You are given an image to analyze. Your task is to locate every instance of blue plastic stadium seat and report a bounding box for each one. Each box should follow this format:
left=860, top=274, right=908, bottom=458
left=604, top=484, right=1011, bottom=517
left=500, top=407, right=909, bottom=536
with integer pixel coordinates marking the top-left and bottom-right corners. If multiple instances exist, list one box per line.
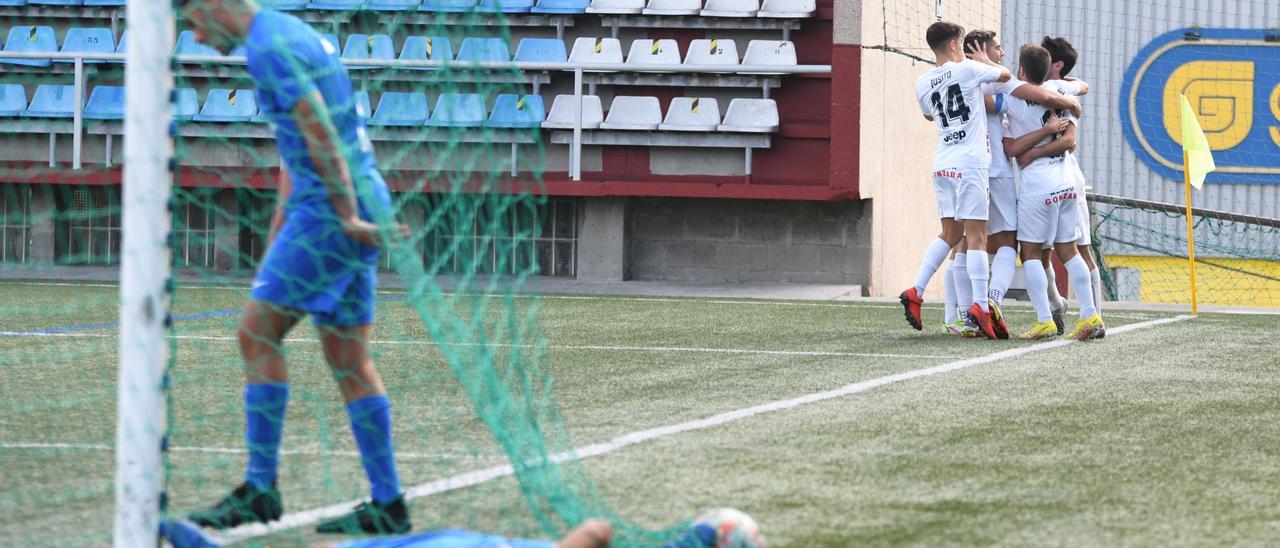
left=23, top=85, right=78, bottom=118
left=428, top=93, right=486, bottom=127
left=487, top=94, right=544, bottom=128
left=370, top=92, right=429, bottom=126
left=456, top=37, right=510, bottom=63
left=83, top=0, right=126, bottom=5
left=176, top=30, right=222, bottom=60
left=307, top=0, right=364, bottom=9
left=530, top=0, right=587, bottom=13
left=59, top=28, right=115, bottom=64
left=28, top=0, right=83, bottom=5
left=477, top=0, right=534, bottom=11
left=513, top=38, right=566, bottom=62
left=0, top=84, right=28, bottom=117
left=2, top=26, right=58, bottom=67
left=398, top=36, right=451, bottom=69
left=0, top=1, right=27, bottom=6
left=420, top=0, right=474, bottom=11
left=193, top=89, right=259, bottom=122
left=342, top=34, right=395, bottom=70
left=84, top=86, right=124, bottom=120
left=173, top=88, right=199, bottom=121
left=111, top=30, right=127, bottom=63
left=367, top=0, right=419, bottom=8
left=259, top=0, right=309, bottom=8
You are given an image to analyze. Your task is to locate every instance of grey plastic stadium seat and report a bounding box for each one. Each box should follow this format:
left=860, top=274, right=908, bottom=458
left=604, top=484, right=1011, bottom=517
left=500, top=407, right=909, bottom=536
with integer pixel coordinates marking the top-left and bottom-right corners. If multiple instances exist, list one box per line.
left=600, top=96, right=661, bottom=130
left=569, top=37, right=623, bottom=67
left=625, top=39, right=680, bottom=67
left=700, top=0, right=756, bottom=16
left=741, top=40, right=796, bottom=73
left=586, top=0, right=643, bottom=14
left=542, top=95, right=603, bottom=129
left=756, top=0, right=812, bottom=17
left=683, top=39, right=738, bottom=71
left=716, top=98, right=777, bottom=132
left=642, top=0, right=699, bottom=15
left=659, top=97, right=719, bottom=131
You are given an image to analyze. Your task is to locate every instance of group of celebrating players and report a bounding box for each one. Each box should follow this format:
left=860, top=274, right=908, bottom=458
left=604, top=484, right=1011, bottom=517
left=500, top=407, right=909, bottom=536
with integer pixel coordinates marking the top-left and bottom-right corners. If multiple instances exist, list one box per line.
left=900, top=21, right=1107, bottom=342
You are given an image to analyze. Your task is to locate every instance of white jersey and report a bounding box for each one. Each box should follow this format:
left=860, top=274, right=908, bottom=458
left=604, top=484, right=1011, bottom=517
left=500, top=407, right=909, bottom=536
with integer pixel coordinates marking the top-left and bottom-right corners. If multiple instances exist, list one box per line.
left=983, top=78, right=1028, bottom=179
left=1046, top=79, right=1088, bottom=192
left=916, top=59, right=1004, bottom=170
left=1004, top=82, right=1076, bottom=196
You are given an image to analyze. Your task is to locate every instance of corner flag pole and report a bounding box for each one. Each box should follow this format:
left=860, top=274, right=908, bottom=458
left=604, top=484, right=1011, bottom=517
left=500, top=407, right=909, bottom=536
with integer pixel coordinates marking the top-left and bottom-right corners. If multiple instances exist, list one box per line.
left=1183, top=152, right=1198, bottom=316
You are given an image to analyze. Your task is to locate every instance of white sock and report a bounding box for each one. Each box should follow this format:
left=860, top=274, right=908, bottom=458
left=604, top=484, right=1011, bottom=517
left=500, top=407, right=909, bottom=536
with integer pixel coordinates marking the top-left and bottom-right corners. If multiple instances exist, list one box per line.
left=1066, top=256, right=1097, bottom=318
left=953, top=253, right=972, bottom=317
left=913, top=237, right=952, bottom=295
left=1090, top=267, right=1103, bottom=313
left=967, top=250, right=990, bottom=312
left=1044, top=260, right=1065, bottom=310
left=1024, top=259, right=1052, bottom=322
left=989, top=247, right=1017, bottom=305
left=942, top=260, right=957, bottom=323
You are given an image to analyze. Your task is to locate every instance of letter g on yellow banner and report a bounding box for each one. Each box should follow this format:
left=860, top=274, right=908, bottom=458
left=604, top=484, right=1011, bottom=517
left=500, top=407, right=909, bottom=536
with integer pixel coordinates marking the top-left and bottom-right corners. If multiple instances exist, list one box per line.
left=1163, top=61, right=1254, bottom=151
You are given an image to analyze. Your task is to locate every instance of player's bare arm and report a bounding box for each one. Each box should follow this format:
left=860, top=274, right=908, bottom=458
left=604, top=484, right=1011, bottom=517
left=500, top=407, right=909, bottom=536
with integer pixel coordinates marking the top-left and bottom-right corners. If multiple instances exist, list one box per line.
left=267, top=166, right=293, bottom=246
left=1002, top=115, right=1070, bottom=159
left=965, top=42, right=1011, bottom=82
left=1010, top=84, right=1081, bottom=118
left=289, top=91, right=383, bottom=247
left=1062, top=76, right=1089, bottom=95
left=1017, top=122, right=1077, bottom=168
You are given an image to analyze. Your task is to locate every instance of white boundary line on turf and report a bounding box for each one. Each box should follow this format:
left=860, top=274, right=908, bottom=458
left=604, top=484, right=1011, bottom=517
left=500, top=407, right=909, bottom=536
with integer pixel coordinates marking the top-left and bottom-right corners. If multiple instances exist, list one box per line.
left=214, top=314, right=1193, bottom=543
left=0, top=442, right=492, bottom=461
left=0, top=331, right=951, bottom=360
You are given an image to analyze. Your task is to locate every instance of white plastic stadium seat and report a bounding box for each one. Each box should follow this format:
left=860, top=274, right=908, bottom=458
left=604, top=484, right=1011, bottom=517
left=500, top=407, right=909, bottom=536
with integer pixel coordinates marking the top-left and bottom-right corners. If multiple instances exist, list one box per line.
left=642, top=0, right=699, bottom=14
left=586, top=0, right=643, bottom=14
left=683, top=39, right=739, bottom=71
left=756, top=0, right=812, bottom=17
left=569, top=37, right=624, bottom=68
left=700, top=0, right=756, bottom=17
left=659, top=97, right=720, bottom=131
left=542, top=94, right=604, bottom=129
left=717, top=98, right=777, bottom=133
left=741, top=40, right=796, bottom=73
left=625, top=39, right=680, bottom=67
left=600, top=96, right=661, bottom=130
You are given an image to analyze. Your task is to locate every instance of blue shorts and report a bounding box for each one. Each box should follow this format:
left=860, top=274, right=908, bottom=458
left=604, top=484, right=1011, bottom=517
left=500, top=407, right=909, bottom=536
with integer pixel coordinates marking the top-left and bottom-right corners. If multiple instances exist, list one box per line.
left=251, top=216, right=379, bottom=328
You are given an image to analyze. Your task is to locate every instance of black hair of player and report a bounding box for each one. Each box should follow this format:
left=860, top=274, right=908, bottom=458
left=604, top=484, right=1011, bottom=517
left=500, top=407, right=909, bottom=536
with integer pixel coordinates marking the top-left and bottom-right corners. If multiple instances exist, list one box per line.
left=926, top=21, right=965, bottom=52
left=1018, top=44, right=1052, bottom=84
left=964, top=30, right=997, bottom=53
left=1040, top=36, right=1078, bottom=77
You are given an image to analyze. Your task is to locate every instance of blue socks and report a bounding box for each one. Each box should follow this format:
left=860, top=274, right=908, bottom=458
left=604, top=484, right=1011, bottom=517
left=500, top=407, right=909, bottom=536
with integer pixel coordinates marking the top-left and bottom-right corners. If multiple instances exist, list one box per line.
left=244, top=382, right=290, bottom=490
left=346, top=394, right=402, bottom=503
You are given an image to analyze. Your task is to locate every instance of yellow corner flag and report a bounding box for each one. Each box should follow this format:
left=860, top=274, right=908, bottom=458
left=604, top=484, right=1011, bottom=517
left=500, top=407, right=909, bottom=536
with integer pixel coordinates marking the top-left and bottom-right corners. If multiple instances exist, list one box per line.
left=1179, top=95, right=1216, bottom=189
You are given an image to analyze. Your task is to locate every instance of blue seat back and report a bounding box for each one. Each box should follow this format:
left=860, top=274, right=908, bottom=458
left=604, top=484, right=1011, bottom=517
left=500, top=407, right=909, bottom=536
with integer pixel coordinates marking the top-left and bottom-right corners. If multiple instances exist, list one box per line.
left=478, top=0, right=534, bottom=11
left=28, top=0, right=83, bottom=5
left=367, top=0, right=420, bottom=8
left=342, top=34, right=395, bottom=69
left=0, top=84, right=28, bottom=117
left=456, top=37, right=510, bottom=63
left=194, top=89, right=259, bottom=122
left=176, top=30, right=221, bottom=59
left=2, top=26, right=58, bottom=67
left=370, top=92, right=429, bottom=126
left=60, top=28, right=116, bottom=63
left=487, top=94, right=545, bottom=128
left=83, top=0, right=127, bottom=5
left=398, top=36, right=452, bottom=68
left=307, top=0, right=364, bottom=8
left=530, top=0, right=588, bottom=13
left=428, top=93, right=486, bottom=127
left=0, top=1, right=28, bottom=6
left=24, top=85, right=78, bottom=118
left=173, top=88, right=199, bottom=121
left=513, top=38, right=566, bottom=62
left=420, top=0, right=476, bottom=11
left=84, top=86, right=124, bottom=120
left=259, top=0, right=309, bottom=8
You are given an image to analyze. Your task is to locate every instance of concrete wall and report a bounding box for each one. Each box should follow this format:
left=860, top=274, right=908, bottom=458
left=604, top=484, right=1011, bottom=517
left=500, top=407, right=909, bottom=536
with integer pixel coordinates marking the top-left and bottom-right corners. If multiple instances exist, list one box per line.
left=626, top=197, right=871, bottom=286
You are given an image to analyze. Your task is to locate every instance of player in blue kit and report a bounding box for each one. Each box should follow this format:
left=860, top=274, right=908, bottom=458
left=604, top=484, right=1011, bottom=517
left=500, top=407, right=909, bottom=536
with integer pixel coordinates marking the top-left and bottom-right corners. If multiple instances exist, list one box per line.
left=180, top=0, right=411, bottom=535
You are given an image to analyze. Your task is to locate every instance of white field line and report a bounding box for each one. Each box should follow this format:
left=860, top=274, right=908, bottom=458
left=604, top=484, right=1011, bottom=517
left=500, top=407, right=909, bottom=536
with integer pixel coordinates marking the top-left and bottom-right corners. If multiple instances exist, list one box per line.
left=0, top=442, right=492, bottom=461
left=0, top=331, right=950, bottom=360
left=214, top=314, right=1193, bottom=543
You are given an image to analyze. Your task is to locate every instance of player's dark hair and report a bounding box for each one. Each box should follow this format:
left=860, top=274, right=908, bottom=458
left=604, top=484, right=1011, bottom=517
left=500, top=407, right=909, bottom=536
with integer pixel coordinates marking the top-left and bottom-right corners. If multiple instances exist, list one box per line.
left=926, top=21, right=965, bottom=52
left=1040, top=36, right=1078, bottom=77
left=964, top=30, right=997, bottom=53
left=1018, top=44, right=1052, bottom=84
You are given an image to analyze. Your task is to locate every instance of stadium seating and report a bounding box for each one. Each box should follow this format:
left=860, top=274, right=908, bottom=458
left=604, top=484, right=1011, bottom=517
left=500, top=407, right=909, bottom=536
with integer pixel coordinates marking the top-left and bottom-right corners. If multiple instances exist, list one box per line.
left=456, top=37, right=510, bottom=63
left=176, top=30, right=221, bottom=60
left=717, top=98, right=776, bottom=132
left=173, top=88, right=199, bottom=121
left=659, top=97, right=719, bottom=131
left=477, top=0, right=534, bottom=12
left=28, top=0, right=82, bottom=5
left=367, top=0, right=420, bottom=8
left=530, top=0, right=588, bottom=14
left=586, top=0, right=644, bottom=14
left=599, top=96, right=660, bottom=130
left=111, top=30, right=126, bottom=63
left=307, top=0, right=364, bottom=9
left=193, top=89, right=259, bottom=122
left=0, top=84, right=27, bottom=117
left=259, top=0, right=309, bottom=9
left=84, top=86, right=124, bottom=120
left=683, top=39, right=738, bottom=70
left=700, top=0, right=756, bottom=16
left=569, top=37, right=623, bottom=66
left=642, top=0, right=701, bottom=15
left=514, top=38, right=567, bottom=63
left=342, top=34, right=395, bottom=70
left=741, top=40, right=795, bottom=71
left=756, top=0, right=812, bottom=17
left=2, top=26, right=57, bottom=67
left=542, top=94, right=602, bottom=129
left=0, top=1, right=25, bottom=6
left=420, top=0, right=476, bottom=12
left=625, top=38, right=680, bottom=66
left=82, top=0, right=125, bottom=5
left=398, top=36, right=453, bottom=68
left=370, top=91, right=430, bottom=126
left=58, top=27, right=115, bottom=63
left=23, top=85, right=77, bottom=118
left=427, top=93, right=486, bottom=127
left=487, top=94, right=545, bottom=128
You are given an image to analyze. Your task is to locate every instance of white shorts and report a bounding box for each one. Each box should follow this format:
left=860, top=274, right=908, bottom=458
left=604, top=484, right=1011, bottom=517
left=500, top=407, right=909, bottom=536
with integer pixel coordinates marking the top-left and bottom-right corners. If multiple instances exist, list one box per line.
left=932, top=167, right=989, bottom=221
left=987, top=176, right=1017, bottom=234
left=1067, top=154, right=1092, bottom=246
left=1018, top=188, right=1079, bottom=245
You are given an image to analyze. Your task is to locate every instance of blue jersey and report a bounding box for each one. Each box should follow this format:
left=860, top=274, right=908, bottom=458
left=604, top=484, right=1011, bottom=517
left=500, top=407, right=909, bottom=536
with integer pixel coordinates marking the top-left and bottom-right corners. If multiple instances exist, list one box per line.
left=244, top=9, right=381, bottom=222
left=337, top=529, right=556, bottom=548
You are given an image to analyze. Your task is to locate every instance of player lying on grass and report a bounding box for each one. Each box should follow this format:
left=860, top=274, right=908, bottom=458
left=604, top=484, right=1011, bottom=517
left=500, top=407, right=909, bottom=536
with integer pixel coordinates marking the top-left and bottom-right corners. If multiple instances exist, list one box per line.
left=902, top=21, right=1011, bottom=340
left=1001, top=44, right=1104, bottom=341
left=181, top=0, right=413, bottom=535
left=160, top=507, right=763, bottom=548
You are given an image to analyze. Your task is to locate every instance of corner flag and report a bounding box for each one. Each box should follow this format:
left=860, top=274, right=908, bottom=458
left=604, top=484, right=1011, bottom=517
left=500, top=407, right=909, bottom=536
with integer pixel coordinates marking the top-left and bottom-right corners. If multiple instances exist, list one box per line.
left=1179, top=95, right=1216, bottom=189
